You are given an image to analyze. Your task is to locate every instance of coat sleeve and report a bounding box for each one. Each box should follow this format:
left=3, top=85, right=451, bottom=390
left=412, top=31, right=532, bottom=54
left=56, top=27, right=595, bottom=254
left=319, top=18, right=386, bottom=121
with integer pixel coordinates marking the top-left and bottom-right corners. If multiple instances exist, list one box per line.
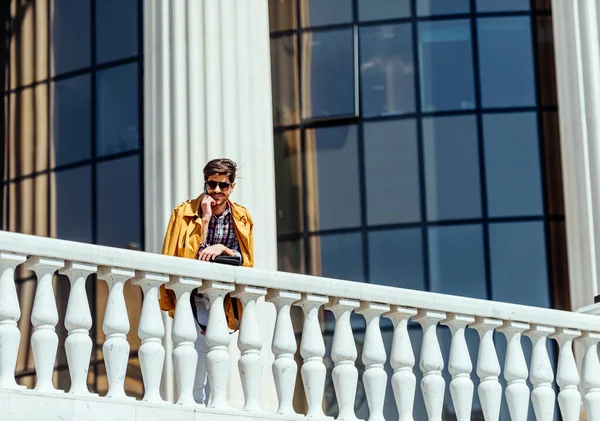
left=247, top=211, right=254, bottom=268
left=159, top=209, right=178, bottom=316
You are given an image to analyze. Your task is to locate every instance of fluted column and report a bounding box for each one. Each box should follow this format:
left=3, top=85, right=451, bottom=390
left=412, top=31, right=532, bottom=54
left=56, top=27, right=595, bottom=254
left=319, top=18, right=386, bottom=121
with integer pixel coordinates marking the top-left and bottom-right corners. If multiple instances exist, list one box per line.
left=23, top=256, right=64, bottom=393
left=59, top=261, right=97, bottom=395
left=97, top=266, right=134, bottom=400
left=133, top=271, right=168, bottom=403
left=231, top=284, right=267, bottom=412
left=326, top=297, right=361, bottom=421
left=0, top=252, right=27, bottom=390
left=267, top=289, right=300, bottom=416
left=143, top=0, right=278, bottom=407
left=442, top=314, right=474, bottom=421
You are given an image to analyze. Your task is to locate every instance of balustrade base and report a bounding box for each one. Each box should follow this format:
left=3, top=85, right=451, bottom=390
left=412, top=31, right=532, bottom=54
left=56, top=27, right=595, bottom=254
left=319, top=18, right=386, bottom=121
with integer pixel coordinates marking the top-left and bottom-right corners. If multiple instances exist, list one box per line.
left=0, top=389, right=314, bottom=421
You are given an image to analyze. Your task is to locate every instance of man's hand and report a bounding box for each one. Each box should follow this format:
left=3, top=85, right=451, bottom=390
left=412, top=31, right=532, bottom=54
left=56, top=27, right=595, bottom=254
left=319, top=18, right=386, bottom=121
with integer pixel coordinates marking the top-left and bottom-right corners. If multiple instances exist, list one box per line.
left=198, top=244, right=233, bottom=261
left=201, top=194, right=215, bottom=218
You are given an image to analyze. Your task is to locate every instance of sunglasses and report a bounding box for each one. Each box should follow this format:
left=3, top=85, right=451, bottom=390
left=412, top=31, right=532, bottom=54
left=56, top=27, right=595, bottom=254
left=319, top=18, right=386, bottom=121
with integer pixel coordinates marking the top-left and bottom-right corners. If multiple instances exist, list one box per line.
left=205, top=180, right=232, bottom=190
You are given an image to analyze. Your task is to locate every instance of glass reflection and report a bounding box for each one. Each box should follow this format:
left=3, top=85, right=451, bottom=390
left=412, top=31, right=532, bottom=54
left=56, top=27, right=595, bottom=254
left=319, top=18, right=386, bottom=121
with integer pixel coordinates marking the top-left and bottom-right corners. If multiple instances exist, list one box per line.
left=277, top=239, right=305, bottom=273
left=360, top=24, right=415, bottom=117
left=369, top=228, right=424, bottom=290
left=270, top=35, right=300, bottom=126
left=53, top=75, right=92, bottom=167
left=418, top=20, right=475, bottom=112
left=364, top=119, right=420, bottom=225
left=483, top=112, right=543, bottom=217
left=52, top=0, right=91, bottom=75
left=489, top=221, right=550, bottom=307
left=477, top=17, right=535, bottom=108
left=274, top=131, right=303, bottom=235
left=300, top=0, right=352, bottom=27
left=55, top=166, right=92, bottom=243
left=96, top=63, right=139, bottom=157
left=96, top=156, right=141, bottom=248
left=476, top=0, right=529, bottom=12
left=302, top=29, right=355, bottom=119
left=269, top=0, right=297, bottom=31
left=423, top=116, right=481, bottom=221
left=358, top=0, right=410, bottom=22
left=306, top=125, right=360, bottom=231
left=417, top=0, right=470, bottom=16
left=311, top=232, right=363, bottom=282
left=428, top=224, right=487, bottom=299
left=95, top=0, right=138, bottom=64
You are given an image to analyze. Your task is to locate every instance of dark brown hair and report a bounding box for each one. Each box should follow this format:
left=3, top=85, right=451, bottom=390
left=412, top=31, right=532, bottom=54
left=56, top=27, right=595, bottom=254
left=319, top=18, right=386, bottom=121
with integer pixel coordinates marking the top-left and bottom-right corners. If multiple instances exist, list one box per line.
left=203, top=158, right=238, bottom=183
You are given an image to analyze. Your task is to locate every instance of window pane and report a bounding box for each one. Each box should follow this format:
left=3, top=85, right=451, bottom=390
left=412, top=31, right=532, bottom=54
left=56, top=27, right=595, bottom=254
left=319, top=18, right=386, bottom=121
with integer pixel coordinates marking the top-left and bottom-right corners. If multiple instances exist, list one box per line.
left=364, top=119, right=420, bottom=225
left=269, top=0, right=297, bottom=31
left=300, top=0, right=353, bottom=27
left=54, top=166, right=92, bottom=243
left=274, top=131, right=303, bottom=235
left=96, top=156, right=141, bottom=248
left=369, top=228, right=424, bottom=290
left=484, top=112, right=543, bottom=217
left=52, top=0, right=91, bottom=75
left=478, top=17, right=535, bottom=108
left=53, top=75, right=91, bottom=167
left=96, top=63, right=139, bottom=157
left=418, top=20, right=475, bottom=112
left=490, top=221, right=550, bottom=307
left=358, top=0, right=410, bottom=22
left=417, top=0, right=470, bottom=16
left=306, top=125, right=360, bottom=231
left=476, top=0, right=529, bottom=12
left=311, top=233, right=363, bottom=282
left=277, top=239, right=305, bottom=274
left=359, top=24, right=415, bottom=117
left=428, top=224, right=486, bottom=299
left=302, top=29, right=355, bottom=119
left=423, top=116, right=481, bottom=221
left=96, top=0, right=138, bottom=64
left=271, top=35, right=300, bottom=126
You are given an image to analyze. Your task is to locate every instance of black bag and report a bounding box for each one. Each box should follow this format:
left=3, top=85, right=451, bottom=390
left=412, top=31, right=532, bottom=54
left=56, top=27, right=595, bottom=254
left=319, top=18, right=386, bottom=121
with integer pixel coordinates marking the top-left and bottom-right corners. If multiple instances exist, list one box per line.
left=213, top=254, right=242, bottom=266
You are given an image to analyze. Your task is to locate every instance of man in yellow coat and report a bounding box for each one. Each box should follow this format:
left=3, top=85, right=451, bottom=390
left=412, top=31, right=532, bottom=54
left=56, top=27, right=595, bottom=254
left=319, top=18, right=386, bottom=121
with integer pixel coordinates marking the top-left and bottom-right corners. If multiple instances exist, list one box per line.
left=158, top=158, right=253, bottom=404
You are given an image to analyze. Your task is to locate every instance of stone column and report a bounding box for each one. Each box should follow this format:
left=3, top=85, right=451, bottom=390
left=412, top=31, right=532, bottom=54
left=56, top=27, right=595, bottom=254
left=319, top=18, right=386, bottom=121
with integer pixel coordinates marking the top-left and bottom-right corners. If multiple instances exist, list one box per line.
left=551, top=0, right=600, bottom=311
left=143, top=0, right=278, bottom=408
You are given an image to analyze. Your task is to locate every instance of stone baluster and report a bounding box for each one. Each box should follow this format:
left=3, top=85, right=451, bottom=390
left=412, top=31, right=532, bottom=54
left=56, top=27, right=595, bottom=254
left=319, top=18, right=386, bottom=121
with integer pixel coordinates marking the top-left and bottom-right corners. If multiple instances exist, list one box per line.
left=552, top=328, right=582, bottom=421
left=357, top=302, right=390, bottom=421
left=59, top=261, right=97, bottom=395
left=167, top=276, right=202, bottom=406
left=442, top=314, right=474, bottom=421
left=232, top=284, right=267, bottom=412
left=0, top=252, right=27, bottom=389
left=267, top=289, right=301, bottom=416
left=413, top=310, right=446, bottom=421
left=198, top=280, right=234, bottom=409
left=500, top=321, right=530, bottom=421
left=386, top=306, right=417, bottom=421
left=133, top=271, right=168, bottom=403
left=23, top=256, right=64, bottom=392
left=580, top=332, right=600, bottom=421
left=97, top=266, right=134, bottom=399
left=524, top=325, right=556, bottom=421
left=471, top=318, right=502, bottom=421
left=295, top=293, right=329, bottom=418
left=325, top=297, right=361, bottom=421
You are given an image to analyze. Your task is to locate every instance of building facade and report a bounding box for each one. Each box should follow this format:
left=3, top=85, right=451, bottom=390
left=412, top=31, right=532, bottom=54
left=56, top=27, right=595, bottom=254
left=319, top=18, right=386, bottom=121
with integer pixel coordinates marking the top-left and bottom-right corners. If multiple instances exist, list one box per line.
left=2, top=0, right=598, bottom=419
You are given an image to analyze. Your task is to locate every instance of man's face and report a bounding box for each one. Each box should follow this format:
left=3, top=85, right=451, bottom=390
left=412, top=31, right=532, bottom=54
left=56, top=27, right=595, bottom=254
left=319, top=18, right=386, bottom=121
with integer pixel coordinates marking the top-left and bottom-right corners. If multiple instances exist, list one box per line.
left=205, top=174, right=235, bottom=206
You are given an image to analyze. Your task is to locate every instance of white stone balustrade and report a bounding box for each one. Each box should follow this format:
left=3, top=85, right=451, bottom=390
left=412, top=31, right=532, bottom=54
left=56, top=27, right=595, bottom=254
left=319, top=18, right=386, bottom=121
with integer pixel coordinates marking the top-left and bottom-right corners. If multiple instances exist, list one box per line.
left=2, top=230, right=600, bottom=421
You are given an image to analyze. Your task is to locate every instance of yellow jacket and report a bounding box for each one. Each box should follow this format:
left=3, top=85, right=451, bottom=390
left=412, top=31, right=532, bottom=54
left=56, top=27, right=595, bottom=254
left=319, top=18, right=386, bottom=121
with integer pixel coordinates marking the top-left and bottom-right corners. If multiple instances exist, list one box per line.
left=158, top=194, right=254, bottom=329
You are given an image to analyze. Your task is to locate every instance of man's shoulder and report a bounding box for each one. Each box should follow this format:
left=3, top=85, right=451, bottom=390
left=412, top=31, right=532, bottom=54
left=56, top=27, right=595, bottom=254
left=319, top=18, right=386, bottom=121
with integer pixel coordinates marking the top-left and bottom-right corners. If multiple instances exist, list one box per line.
left=231, top=202, right=253, bottom=223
